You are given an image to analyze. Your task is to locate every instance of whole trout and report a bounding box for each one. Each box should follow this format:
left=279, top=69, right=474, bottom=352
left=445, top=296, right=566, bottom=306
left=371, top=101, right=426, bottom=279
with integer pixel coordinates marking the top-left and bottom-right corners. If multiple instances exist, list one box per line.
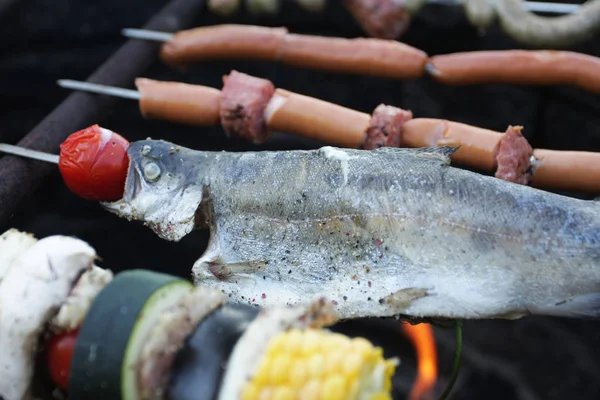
left=102, top=140, right=600, bottom=320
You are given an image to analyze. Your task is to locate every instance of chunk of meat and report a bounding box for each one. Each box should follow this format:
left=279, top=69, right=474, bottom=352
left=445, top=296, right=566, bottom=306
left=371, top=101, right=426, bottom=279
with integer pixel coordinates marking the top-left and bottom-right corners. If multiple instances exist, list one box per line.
left=494, top=125, right=533, bottom=185
left=341, top=0, right=411, bottom=39
left=219, top=70, right=275, bottom=144
left=362, top=104, right=413, bottom=149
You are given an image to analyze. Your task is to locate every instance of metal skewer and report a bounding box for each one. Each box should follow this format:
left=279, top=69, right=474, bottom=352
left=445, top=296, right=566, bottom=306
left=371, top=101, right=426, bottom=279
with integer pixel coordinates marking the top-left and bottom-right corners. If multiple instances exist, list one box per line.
left=57, top=80, right=141, bottom=100
left=121, top=0, right=581, bottom=44
left=430, top=0, right=580, bottom=14
left=0, top=143, right=59, bottom=164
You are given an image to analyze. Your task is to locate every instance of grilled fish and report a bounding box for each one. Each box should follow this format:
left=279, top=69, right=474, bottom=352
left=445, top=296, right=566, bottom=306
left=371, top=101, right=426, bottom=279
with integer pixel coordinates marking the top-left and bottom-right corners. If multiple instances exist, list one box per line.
left=102, top=139, right=600, bottom=320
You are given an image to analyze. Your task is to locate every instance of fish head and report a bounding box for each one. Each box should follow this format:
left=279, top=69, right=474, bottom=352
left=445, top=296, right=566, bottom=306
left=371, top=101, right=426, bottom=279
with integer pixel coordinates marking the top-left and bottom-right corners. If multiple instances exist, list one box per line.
left=100, top=140, right=207, bottom=242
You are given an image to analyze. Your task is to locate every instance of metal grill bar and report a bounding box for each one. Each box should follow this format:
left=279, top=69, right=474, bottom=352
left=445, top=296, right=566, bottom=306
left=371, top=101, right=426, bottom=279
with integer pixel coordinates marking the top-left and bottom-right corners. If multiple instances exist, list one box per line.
left=0, top=0, right=22, bottom=19
left=0, top=0, right=206, bottom=229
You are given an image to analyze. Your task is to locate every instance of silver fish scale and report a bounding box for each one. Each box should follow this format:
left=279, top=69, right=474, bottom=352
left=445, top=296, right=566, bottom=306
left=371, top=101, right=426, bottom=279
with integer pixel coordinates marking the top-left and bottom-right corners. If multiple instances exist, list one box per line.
left=102, top=141, right=600, bottom=320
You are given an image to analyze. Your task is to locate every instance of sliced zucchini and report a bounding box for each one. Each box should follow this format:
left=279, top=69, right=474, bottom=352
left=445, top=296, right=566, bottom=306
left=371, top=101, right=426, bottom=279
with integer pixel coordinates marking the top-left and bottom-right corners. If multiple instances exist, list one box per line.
left=168, top=303, right=259, bottom=400
left=68, top=269, right=193, bottom=400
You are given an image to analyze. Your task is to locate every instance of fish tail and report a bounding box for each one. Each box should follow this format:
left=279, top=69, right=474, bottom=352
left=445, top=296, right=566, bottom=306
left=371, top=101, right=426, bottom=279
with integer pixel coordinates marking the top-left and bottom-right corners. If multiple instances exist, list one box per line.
left=530, top=293, right=600, bottom=319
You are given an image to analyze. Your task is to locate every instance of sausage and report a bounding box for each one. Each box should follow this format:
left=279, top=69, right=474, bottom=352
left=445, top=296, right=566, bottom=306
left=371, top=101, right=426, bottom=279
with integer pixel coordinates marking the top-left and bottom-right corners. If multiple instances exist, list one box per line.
left=401, top=118, right=503, bottom=171
left=264, top=89, right=371, bottom=147
left=220, top=70, right=275, bottom=144
left=136, top=78, right=222, bottom=127
left=280, top=34, right=427, bottom=79
left=159, top=24, right=288, bottom=68
left=340, top=0, right=411, bottom=39
left=530, top=149, right=600, bottom=193
left=362, top=104, right=413, bottom=149
left=427, top=50, right=600, bottom=94
left=494, top=125, right=533, bottom=185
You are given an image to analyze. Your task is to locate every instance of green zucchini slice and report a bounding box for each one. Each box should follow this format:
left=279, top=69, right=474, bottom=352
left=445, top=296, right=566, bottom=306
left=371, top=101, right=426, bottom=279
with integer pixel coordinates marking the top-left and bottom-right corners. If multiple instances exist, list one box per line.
left=68, top=269, right=193, bottom=400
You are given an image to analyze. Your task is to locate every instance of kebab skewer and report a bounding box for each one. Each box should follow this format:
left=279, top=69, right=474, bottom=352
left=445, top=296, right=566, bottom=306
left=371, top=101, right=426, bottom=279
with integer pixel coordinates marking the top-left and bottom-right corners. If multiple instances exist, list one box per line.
left=0, top=228, right=398, bottom=400
left=1, top=126, right=600, bottom=322
left=55, top=71, right=600, bottom=193
left=205, top=0, right=596, bottom=47
left=119, top=23, right=600, bottom=95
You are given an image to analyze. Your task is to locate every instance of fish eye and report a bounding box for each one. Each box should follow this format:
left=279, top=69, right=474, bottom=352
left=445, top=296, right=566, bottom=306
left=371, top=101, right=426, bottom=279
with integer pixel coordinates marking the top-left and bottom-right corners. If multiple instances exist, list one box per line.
left=143, top=162, right=161, bottom=182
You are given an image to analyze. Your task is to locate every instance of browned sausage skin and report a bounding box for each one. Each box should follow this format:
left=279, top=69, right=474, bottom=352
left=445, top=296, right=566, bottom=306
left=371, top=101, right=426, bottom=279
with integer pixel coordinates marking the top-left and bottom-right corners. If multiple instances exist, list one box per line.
left=264, top=89, right=371, bottom=148
left=159, top=25, right=288, bottom=68
left=157, top=24, right=426, bottom=79
left=402, top=118, right=503, bottom=171
left=427, top=50, right=600, bottom=93
left=136, top=78, right=221, bottom=127
left=530, top=149, right=600, bottom=193
left=280, top=34, right=427, bottom=79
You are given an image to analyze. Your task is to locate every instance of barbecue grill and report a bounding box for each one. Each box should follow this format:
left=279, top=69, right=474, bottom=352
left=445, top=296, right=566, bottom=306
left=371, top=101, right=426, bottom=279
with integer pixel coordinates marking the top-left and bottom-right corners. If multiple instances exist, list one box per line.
left=0, top=0, right=599, bottom=399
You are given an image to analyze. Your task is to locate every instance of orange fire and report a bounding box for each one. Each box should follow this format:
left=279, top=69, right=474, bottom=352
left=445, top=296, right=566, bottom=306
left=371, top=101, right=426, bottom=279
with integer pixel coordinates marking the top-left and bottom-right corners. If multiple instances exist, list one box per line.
left=401, top=322, right=438, bottom=400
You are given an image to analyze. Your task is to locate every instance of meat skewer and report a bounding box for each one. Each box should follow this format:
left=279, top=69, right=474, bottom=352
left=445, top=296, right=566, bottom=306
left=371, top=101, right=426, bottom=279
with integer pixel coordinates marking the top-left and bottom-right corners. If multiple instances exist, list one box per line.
left=122, top=25, right=427, bottom=78
left=55, top=74, right=600, bottom=193
left=0, top=228, right=399, bottom=400
left=427, top=50, right=600, bottom=94
left=120, top=24, right=600, bottom=94
left=2, top=129, right=600, bottom=323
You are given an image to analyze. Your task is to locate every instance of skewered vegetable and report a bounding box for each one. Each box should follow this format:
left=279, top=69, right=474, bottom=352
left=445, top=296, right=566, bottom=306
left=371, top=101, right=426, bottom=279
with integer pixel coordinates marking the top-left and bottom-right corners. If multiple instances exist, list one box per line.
left=0, top=230, right=400, bottom=399
left=58, top=124, right=130, bottom=201
left=240, top=328, right=397, bottom=400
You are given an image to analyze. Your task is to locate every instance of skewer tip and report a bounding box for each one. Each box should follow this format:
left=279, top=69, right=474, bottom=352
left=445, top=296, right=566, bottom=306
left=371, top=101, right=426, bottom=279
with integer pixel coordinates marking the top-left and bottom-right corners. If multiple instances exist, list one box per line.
left=56, top=79, right=141, bottom=100
left=0, top=143, right=60, bottom=164
left=121, top=28, right=173, bottom=42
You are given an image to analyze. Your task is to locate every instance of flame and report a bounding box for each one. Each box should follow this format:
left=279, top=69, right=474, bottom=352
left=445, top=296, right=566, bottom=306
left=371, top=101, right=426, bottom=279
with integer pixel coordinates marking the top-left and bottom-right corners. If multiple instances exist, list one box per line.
left=402, top=322, right=438, bottom=400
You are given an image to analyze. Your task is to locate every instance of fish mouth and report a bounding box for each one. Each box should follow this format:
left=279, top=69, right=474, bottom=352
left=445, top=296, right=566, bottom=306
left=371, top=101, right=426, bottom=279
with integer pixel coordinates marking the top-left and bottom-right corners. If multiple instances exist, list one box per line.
left=99, top=157, right=141, bottom=217
left=99, top=152, right=205, bottom=242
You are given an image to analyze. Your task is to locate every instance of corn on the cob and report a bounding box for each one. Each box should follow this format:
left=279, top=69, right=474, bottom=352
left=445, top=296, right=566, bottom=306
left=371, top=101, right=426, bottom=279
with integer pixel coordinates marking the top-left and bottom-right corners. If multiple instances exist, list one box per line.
left=240, top=328, right=398, bottom=400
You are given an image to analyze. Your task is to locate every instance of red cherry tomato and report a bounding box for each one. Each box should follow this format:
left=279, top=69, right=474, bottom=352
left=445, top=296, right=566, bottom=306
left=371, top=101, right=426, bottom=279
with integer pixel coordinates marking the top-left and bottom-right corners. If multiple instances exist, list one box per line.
left=46, top=328, right=79, bottom=390
left=59, top=124, right=130, bottom=201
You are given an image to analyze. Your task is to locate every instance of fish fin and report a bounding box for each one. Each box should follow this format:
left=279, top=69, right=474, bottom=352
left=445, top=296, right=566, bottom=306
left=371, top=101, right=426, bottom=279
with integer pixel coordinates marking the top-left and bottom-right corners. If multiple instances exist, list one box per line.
left=206, top=259, right=270, bottom=281
left=413, top=146, right=460, bottom=166
left=383, top=287, right=431, bottom=309
left=374, top=146, right=459, bottom=165
left=531, top=293, right=600, bottom=319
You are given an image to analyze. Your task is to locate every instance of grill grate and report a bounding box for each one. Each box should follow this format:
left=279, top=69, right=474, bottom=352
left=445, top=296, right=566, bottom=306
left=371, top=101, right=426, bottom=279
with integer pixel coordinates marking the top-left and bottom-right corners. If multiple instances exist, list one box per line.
left=0, top=0, right=206, bottom=228
left=0, top=1, right=599, bottom=400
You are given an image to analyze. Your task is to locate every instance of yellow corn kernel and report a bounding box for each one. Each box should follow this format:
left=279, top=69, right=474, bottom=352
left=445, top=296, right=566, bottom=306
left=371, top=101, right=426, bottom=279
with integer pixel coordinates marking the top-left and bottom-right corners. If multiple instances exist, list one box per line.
left=241, top=383, right=259, bottom=400
left=272, top=386, right=296, bottom=400
left=299, top=379, right=322, bottom=400
left=252, top=358, right=271, bottom=386
left=301, top=330, right=321, bottom=355
left=307, top=353, right=325, bottom=378
left=368, top=394, right=393, bottom=400
left=267, top=333, right=288, bottom=356
left=270, top=354, right=293, bottom=384
left=325, top=333, right=352, bottom=351
left=351, top=337, right=375, bottom=357
left=322, top=350, right=345, bottom=375
left=258, top=387, right=273, bottom=400
left=321, top=374, right=347, bottom=400
left=289, top=359, right=308, bottom=389
left=284, top=329, right=304, bottom=354
left=240, top=328, right=397, bottom=400
left=347, top=380, right=359, bottom=399
left=341, top=352, right=363, bottom=379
